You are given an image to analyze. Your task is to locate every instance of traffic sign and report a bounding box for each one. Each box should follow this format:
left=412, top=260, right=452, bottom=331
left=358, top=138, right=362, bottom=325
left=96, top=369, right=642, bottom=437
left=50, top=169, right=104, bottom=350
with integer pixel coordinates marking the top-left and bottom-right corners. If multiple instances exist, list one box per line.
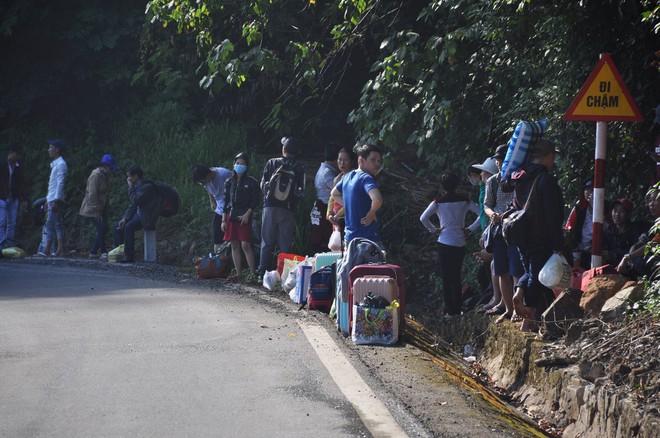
left=563, top=53, right=643, bottom=122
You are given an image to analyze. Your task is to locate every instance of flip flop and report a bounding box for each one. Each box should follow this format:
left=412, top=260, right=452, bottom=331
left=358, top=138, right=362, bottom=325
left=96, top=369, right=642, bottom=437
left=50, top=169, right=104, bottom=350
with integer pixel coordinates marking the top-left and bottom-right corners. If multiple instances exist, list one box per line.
left=496, top=313, right=512, bottom=324
left=511, top=312, right=523, bottom=323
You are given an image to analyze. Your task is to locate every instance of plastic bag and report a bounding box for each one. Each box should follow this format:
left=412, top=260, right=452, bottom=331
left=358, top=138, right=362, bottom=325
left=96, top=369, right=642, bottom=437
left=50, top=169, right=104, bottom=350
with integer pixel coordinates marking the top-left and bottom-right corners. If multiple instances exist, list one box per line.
left=328, top=229, right=342, bottom=252
left=281, top=258, right=301, bottom=287
left=262, top=270, right=280, bottom=290
left=1, top=247, right=26, bottom=258
left=107, top=244, right=125, bottom=263
left=539, top=253, right=572, bottom=290
left=283, top=264, right=298, bottom=293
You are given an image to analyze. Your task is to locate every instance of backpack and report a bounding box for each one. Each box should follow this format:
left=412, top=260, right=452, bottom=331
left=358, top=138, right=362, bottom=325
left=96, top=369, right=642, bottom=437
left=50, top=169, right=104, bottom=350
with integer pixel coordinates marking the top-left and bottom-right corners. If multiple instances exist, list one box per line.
left=157, top=183, right=180, bottom=217
left=265, top=159, right=298, bottom=209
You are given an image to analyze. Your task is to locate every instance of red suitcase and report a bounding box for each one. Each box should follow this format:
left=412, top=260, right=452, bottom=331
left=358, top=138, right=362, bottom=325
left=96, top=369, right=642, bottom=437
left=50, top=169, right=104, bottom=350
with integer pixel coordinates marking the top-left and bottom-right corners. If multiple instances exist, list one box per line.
left=349, top=264, right=406, bottom=336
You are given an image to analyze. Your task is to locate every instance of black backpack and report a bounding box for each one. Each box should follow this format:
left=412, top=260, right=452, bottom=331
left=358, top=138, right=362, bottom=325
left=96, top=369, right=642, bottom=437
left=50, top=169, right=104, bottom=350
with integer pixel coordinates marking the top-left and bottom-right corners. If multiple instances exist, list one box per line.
left=157, top=183, right=180, bottom=217
left=266, top=159, right=298, bottom=209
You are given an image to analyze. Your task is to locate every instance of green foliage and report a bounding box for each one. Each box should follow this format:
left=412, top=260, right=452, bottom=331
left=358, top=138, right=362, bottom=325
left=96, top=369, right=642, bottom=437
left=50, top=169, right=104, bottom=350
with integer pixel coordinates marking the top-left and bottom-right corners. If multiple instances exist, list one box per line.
left=629, top=183, right=660, bottom=318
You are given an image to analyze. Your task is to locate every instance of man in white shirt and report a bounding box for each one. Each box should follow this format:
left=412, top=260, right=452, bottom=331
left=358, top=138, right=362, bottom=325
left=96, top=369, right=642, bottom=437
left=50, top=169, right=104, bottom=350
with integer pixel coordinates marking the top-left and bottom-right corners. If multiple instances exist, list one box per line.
left=40, top=140, right=68, bottom=257
left=192, top=164, right=233, bottom=252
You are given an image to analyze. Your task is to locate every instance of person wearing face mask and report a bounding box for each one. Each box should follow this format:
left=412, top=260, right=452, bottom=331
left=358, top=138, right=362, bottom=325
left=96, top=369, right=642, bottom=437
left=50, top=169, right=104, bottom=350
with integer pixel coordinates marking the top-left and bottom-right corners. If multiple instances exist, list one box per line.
left=192, top=162, right=233, bottom=252
left=222, top=152, right=260, bottom=280
left=331, top=143, right=384, bottom=249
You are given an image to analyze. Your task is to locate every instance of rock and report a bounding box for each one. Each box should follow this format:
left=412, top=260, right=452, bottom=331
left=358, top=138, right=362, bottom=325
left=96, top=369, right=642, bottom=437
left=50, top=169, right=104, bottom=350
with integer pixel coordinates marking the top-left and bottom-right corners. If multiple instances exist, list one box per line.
left=600, top=284, right=644, bottom=322
left=542, top=288, right=584, bottom=335
left=579, top=361, right=606, bottom=382
left=579, top=274, right=630, bottom=318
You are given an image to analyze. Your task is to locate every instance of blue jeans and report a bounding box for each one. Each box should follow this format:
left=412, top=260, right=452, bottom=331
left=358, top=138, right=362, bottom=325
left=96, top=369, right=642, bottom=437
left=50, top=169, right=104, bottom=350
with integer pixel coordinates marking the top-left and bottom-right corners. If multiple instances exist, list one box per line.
left=0, top=198, right=19, bottom=248
left=113, top=215, right=143, bottom=260
left=259, top=206, right=295, bottom=271
left=87, top=217, right=108, bottom=255
left=45, top=201, right=65, bottom=243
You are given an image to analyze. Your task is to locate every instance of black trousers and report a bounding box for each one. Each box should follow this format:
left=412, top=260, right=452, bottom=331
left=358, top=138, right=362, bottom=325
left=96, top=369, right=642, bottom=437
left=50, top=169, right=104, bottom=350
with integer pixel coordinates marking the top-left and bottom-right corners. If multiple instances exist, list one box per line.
left=437, top=243, right=465, bottom=316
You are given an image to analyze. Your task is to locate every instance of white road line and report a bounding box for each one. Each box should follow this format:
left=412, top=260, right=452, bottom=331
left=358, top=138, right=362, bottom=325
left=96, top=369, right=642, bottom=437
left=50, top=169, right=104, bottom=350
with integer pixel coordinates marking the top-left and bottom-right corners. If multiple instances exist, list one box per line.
left=298, top=320, right=408, bottom=438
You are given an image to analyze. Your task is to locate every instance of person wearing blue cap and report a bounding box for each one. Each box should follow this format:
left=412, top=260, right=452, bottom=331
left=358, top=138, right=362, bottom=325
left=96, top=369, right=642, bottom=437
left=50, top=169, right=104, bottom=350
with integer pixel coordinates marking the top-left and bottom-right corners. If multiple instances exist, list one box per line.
left=39, top=140, right=68, bottom=257
left=79, top=154, right=120, bottom=258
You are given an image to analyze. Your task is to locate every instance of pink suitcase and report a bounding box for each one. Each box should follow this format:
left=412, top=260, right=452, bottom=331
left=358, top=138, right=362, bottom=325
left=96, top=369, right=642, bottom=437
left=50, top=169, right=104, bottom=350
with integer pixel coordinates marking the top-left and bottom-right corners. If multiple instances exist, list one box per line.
left=352, top=276, right=399, bottom=307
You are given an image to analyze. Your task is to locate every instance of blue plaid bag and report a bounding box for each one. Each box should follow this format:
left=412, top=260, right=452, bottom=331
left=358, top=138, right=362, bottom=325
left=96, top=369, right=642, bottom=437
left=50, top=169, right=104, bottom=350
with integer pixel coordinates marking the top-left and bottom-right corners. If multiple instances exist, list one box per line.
left=501, top=119, right=547, bottom=180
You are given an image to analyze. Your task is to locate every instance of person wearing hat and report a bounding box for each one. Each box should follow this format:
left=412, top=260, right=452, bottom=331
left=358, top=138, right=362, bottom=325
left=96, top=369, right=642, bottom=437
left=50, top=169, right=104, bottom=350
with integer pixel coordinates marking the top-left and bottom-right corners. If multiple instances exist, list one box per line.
left=483, top=144, right=524, bottom=323
left=39, top=140, right=68, bottom=257
left=258, top=136, right=306, bottom=273
left=509, top=139, right=564, bottom=332
left=192, top=162, right=234, bottom=253
left=221, top=152, right=260, bottom=280
left=470, top=156, right=501, bottom=312
left=309, top=146, right=339, bottom=253
left=471, top=157, right=499, bottom=231
left=0, top=144, right=28, bottom=249
left=79, top=154, right=120, bottom=258
left=604, top=198, right=646, bottom=267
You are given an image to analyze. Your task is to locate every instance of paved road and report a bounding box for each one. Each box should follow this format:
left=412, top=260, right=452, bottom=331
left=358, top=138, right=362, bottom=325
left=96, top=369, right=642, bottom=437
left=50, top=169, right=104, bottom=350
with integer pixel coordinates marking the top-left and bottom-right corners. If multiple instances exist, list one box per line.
left=0, top=262, right=423, bottom=437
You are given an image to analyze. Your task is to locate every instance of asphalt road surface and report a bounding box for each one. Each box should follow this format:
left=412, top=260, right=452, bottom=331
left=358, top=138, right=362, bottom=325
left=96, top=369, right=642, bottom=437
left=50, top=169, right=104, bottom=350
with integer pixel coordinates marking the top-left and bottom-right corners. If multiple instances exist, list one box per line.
left=0, top=262, right=427, bottom=437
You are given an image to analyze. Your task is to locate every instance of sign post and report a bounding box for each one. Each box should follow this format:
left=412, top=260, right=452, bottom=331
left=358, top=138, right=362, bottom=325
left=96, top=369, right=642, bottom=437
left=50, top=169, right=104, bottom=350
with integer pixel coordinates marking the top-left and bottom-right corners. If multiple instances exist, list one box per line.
left=563, top=53, right=643, bottom=269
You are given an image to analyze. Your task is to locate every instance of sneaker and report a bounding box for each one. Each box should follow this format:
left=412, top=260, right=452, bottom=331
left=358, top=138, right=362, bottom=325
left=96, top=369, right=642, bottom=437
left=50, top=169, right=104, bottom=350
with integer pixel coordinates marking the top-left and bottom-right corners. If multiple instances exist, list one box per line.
left=100, top=253, right=108, bottom=260
left=36, top=251, right=48, bottom=257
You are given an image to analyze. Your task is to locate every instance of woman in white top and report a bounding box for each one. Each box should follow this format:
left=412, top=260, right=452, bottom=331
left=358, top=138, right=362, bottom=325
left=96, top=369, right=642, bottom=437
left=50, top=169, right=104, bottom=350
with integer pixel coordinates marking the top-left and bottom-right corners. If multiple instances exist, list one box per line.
left=420, top=173, right=480, bottom=317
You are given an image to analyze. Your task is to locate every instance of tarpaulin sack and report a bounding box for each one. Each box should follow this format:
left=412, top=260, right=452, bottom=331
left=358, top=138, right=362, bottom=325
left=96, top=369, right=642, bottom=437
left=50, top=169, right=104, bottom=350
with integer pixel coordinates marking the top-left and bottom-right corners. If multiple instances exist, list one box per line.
left=194, top=254, right=229, bottom=279
left=351, top=300, right=400, bottom=345
left=501, top=120, right=547, bottom=180
left=539, top=253, right=573, bottom=290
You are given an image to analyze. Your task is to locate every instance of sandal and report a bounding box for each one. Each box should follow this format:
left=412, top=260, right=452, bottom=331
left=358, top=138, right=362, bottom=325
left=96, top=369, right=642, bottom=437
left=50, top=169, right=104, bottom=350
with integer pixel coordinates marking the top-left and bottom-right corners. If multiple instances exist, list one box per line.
left=511, top=312, right=523, bottom=323
left=496, top=313, right=512, bottom=324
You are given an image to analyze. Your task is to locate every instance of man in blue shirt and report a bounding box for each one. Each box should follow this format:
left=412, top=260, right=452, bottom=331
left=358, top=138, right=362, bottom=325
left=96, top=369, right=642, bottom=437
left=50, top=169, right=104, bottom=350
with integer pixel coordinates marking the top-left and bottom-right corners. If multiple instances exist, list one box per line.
left=331, top=144, right=384, bottom=248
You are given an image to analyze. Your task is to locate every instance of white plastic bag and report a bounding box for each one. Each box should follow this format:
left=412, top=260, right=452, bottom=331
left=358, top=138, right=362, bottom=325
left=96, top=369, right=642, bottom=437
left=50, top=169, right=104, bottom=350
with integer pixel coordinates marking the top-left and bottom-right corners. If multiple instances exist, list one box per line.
left=262, top=270, right=280, bottom=291
left=284, top=265, right=298, bottom=293
left=328, top=229, right=342, bottom=252
left=539, top=253, right=572, bottom=290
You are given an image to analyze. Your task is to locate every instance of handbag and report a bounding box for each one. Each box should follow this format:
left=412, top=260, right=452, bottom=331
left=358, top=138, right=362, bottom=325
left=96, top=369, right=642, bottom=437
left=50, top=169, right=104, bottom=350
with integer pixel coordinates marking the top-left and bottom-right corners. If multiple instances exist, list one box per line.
left=482, top=223, right=500, bottom=253
left=501, top=174, right=540, bottom=248
left=194, top=254, right=229, bottom=279
left=351, top=300, right=400, bottom=345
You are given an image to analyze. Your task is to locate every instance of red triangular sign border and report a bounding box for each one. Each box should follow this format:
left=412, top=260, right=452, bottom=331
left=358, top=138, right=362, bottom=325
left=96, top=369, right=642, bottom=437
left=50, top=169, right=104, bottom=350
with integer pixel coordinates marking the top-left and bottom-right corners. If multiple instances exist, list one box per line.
left=563, top=53, right=643, bottom=122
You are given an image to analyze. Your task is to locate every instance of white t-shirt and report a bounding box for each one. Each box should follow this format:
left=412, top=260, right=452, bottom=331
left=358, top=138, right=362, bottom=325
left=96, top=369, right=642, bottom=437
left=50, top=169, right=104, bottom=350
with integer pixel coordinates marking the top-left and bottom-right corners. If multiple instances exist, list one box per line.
left=204, top=167, right=233, bottom=215
left=420, top=194, right=480, bottom=247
